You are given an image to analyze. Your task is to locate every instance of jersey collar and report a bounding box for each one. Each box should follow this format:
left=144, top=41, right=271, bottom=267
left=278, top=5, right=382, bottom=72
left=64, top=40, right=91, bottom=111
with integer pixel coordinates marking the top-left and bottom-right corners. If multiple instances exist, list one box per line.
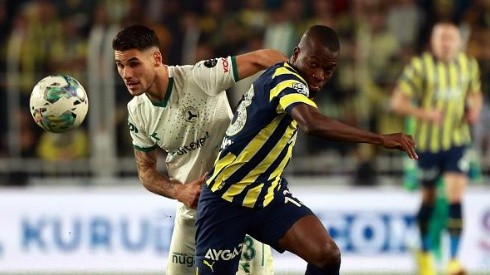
left=148, top=77, right=174, bottom=107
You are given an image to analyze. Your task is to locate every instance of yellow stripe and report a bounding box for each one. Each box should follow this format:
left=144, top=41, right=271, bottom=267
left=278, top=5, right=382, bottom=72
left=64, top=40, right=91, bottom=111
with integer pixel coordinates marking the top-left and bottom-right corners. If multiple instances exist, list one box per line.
left=217, top=117, right=283, bottom=198
left=263, top=142, right=294, bottom=207
left=400, top=58, right=423, bottom=96
left=272, top=66, right=303, bottom=80
left=412, top=58, right=423, bottom=89
left=263, top=177, right=280, bottom=207
left=469, top=57, right=481, bottom=91
left=235, top=117, right=295, bottom=207
left=270, top=79, right=303, bottom=100
left=243, top=183, right=264, bottom=207
left=279, top=94, right=317, bottom=111
left=442, top=62, right=457, bottom=149
left=431, top=61, right=446, bottom=152
left=418, top=55, right=432, bottom=151
left=222, top=181, right=249, bottom=203
left=208, top=152, right=236, bottom=191
left=455, top=56, right=469, bottom=145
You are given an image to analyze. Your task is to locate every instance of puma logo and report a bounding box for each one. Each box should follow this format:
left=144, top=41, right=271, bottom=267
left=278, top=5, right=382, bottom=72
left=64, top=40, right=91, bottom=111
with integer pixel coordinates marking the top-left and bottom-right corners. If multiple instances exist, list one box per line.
left=203, top=260, right=215, bottom=272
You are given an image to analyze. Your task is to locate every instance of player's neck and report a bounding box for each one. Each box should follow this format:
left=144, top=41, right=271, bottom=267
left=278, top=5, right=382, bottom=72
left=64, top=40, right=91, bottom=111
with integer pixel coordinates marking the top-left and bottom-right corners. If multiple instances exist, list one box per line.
left=146, top=65, right=169, bottom=102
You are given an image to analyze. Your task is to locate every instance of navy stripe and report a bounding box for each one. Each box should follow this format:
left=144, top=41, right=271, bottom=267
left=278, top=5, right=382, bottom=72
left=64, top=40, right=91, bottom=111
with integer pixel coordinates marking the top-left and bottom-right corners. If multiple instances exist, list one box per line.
left=224, top=115, right=293, bottom=187
left=231, top=136, right=293, bottom=207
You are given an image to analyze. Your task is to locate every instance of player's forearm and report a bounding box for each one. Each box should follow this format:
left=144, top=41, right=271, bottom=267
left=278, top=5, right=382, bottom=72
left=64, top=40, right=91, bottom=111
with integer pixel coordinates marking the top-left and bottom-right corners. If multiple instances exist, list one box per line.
left=391, top=90, right=427, bottom=119
left=467, top=91, right=483, bottom=114
left=307, top=115, right=383, bottom=145
left=254, top=49, right=288, bottom=69
left=138, top=168, right=180, bottom=199
left=395, top=104, right=428, bottom=120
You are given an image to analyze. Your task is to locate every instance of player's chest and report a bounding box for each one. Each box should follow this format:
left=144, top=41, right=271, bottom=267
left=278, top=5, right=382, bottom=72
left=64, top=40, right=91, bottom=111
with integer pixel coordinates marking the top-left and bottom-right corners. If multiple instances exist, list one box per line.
left=144, top=96, right=226, bottom=151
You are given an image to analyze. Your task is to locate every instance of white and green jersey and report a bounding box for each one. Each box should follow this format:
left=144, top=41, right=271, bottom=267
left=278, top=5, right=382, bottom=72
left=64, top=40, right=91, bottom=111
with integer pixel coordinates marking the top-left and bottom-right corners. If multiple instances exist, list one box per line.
left=127, top=56, right=239, bottom=218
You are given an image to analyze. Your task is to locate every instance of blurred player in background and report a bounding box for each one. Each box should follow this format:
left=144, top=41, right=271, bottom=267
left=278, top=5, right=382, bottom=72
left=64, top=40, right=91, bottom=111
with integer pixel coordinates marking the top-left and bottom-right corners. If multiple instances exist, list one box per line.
left=112, top=24, right=287, bottom=275
left=391, top=21, right=482, bottom=275
left=195, top=25, right=417, bottom=275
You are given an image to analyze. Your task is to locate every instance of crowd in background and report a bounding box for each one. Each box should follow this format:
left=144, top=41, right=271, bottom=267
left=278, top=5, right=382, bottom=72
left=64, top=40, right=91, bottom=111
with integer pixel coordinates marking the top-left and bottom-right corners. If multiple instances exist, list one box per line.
left=0, top=0, right=489, bottom=184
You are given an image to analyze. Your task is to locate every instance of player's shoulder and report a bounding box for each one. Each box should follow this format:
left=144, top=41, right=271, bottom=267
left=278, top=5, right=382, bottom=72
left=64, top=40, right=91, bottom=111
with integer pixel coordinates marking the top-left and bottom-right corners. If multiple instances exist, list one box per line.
left=167, top=64, right=193, bottom=80
left=267, top=62, right=306, bottom=84
left=458, top=52, right=478, bottom=64
left=127, top=94, right=150, bottom=113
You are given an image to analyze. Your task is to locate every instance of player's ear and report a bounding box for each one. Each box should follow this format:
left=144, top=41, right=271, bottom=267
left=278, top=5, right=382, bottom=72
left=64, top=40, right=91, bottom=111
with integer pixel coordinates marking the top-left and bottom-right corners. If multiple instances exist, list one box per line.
left=153, top=50, right=162, bottom=66
left=291, top=47, right=300, bottom=63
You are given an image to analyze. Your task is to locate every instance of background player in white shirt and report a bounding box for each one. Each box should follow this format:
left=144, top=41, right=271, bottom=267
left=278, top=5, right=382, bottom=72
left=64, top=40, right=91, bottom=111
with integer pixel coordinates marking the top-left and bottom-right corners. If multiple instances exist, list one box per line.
left=112, top=24, right=287, bottom=274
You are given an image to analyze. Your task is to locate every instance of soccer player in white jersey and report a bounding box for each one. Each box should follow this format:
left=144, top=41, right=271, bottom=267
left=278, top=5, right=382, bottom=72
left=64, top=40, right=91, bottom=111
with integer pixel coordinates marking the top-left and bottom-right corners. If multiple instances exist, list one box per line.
left=112, top=24, right=287, bottom=274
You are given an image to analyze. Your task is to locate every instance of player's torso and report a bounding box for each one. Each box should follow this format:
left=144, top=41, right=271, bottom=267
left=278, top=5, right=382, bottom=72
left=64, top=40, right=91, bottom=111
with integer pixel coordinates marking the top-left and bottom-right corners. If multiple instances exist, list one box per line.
left=413, top=53, right=475, bottom=151
left=132, top=67, right=233, bottom=182
left=207, top=64, right=305, bottom=208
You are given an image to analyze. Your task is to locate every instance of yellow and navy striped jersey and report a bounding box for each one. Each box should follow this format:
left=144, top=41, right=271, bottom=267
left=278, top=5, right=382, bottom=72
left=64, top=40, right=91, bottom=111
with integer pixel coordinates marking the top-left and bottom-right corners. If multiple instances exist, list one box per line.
left=397, top=52, right=481, bottom=152
left=206, top=62, right=317, bottom=208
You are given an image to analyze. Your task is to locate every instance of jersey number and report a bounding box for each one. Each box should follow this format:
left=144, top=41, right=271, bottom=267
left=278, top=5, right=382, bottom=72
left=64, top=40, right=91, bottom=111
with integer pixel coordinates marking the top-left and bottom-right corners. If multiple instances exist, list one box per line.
left=226, top=87, right=254, bottom=136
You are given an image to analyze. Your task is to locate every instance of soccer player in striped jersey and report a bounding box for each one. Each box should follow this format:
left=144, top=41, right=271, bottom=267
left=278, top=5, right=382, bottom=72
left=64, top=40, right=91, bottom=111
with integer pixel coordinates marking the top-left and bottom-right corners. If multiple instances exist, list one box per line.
left=113, top=25, right=287, bottom=275
left=195, top=25, right=417, bottom=275
left=391, top=22, right=482, bottom=275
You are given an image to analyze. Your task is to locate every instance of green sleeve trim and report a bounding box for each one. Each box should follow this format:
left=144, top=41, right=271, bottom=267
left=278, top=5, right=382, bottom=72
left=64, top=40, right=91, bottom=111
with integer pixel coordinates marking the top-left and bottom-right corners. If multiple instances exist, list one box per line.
left=231, top=56, right=239, bottom=82
left=133, top=144, right=158, bottom=152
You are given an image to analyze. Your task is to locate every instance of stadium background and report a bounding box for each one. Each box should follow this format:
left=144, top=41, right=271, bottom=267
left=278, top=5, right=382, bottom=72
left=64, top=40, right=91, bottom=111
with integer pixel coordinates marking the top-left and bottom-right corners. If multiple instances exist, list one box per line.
left=0, top=0, right=489, bottom=274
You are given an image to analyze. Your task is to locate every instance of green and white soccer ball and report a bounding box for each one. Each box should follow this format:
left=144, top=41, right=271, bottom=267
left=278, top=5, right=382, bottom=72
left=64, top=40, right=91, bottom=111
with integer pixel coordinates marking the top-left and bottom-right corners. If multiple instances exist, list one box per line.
left=29, top=75, right=89, bottom=133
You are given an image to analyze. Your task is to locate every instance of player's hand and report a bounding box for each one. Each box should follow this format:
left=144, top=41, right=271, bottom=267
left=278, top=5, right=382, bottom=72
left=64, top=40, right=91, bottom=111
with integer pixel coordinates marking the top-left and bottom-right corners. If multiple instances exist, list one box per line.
left=175, top=173, right=207, bottom=209
left=425, top=109, right=443, bottom=125
left=465, top=108, right=479, bottom=124
left=381, top=133, right=418, bottom=160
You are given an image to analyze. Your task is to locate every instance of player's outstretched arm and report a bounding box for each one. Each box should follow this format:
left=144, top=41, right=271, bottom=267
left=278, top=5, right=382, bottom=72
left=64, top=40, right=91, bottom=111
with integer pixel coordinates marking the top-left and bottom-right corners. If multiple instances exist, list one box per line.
left=391, top=88, right=443, bottom=124
left=234, top=49, right=288, bottom=80
left=290, top=103, right=418, bottom=159
left=134, top=149, right=203, bottom=208
left=465, top=89, right=483, bottom=124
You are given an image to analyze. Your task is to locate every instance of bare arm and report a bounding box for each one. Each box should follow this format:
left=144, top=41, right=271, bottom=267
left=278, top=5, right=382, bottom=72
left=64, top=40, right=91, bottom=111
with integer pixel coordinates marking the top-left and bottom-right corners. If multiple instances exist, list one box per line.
left=134, top=149, right=204, bottom=209
left=234, top=49, right=288, bottom=80
left=290, top=104, right=418, bottom=159
left=465, top=89, right=483, bottom=124
left=391, top=87, right=443, bottom=124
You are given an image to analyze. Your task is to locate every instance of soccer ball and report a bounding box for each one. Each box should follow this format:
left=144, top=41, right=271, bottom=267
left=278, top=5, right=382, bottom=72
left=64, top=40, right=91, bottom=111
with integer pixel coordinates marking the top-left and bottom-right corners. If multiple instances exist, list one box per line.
left=29, top=75, right=89, bottom=133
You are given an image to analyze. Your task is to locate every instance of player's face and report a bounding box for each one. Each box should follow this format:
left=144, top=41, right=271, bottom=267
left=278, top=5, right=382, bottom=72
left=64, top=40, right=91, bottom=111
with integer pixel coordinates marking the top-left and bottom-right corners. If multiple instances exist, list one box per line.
left=291, top=42, right=339, bottom=97
left=431, top=24, right=461, bottom=62
left=114, top=48, right=158, bottom=96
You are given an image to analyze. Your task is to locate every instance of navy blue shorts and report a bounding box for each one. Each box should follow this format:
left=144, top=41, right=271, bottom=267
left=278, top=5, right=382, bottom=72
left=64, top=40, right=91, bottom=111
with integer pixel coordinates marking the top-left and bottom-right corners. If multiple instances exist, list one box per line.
left=195, top=179, right=314, bottom=274
left=417, top=145, right=468, bottom=187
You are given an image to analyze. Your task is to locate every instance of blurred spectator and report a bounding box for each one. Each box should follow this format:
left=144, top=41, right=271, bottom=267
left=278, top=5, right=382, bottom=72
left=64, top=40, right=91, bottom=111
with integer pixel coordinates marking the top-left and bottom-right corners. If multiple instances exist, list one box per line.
left=36, top=129, right=89, bottom=161
left=157, top=0, right=185, bottom=65
left=49, top=16, right=87, bottom=83
left=354, top=0, right=405, bottom=184
left=239, top=0, right=268, bottom=31
left=387, top=0, right=425, bottom=50
left=6, top=109, right=41, bottom=186
left=86, top=1, right=124, bottom=167
left=464, top=0, right=490, bottom=159
left=1, top=0, right=489, bottom=180
left=263, top=0, right=303, bottom=55
left=7, top=0, right=62, bottom=98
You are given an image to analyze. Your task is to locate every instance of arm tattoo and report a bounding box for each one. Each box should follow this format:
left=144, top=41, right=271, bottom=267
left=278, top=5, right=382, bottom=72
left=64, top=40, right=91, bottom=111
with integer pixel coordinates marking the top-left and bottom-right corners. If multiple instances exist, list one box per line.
left=134, top=150, right=177, bottom=199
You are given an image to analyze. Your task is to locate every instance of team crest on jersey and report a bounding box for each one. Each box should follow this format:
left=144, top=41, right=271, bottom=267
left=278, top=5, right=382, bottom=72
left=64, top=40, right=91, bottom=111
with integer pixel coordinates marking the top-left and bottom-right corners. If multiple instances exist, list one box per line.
left=184, top=106, right=199, bottom=122
left=292, top=82, right=309, bottom=97
left=203, top=58, right=218, bottom=68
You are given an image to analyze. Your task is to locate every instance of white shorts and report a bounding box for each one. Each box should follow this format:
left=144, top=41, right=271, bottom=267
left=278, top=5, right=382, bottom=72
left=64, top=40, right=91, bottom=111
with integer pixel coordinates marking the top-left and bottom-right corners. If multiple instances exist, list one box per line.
left=166, top=209, right=274, bottom=274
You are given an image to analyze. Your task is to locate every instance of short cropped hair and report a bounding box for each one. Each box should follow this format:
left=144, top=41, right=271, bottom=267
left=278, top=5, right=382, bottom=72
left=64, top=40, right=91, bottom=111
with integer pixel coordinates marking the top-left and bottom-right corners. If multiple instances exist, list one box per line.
left=303, top=25, right=340, bottom=53
left=112, top=24, right=159, bottom=51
